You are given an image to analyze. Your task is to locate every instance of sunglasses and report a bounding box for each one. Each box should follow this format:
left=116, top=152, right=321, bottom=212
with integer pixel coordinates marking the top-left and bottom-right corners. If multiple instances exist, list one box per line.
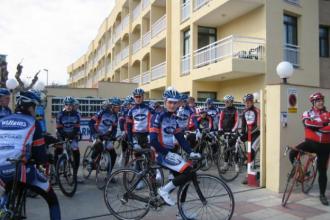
left=167, top=101, right=178, bottom=105
left=134, top=96, right=142, bottom=98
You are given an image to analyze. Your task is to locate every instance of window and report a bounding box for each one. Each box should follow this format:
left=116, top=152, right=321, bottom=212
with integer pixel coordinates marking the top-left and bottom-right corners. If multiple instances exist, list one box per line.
left=284, top=14, right=298, bottom=45
left=198, top=26, right=217, bottom=49
left=320, top=26, right=329, bottom=57
left=183, top=29, right=190, bottom=56
left=197, top=91, right=217, bottom=102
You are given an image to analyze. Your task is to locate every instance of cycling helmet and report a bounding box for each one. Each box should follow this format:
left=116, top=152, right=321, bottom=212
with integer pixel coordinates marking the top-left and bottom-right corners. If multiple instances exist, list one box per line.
left=243, top=94, right=254, bottom=102
left=0, top=88, right=10, bottom=97
left=163, top=88, right=181, bottom=102
left=205, top=98, right=213, bottom=105
left=125, top=95, right=135, bottom=104
left=180, top=94, right=188, bottom=101
left=309, top=92, right=324, bottom=103
left=63, top=96, right=75, bottom=105
left=224, top=95, right=234, bottom=102
left=101, top=99, right=111, bottom=109
left=132, top=88, right=144, bottom=96
left=110, top=97, right=122, bottom=106
left=30, top=89, right=47, bottom=107
left=73, top=98, right=80, bottom=106
left=16, top=90, right=41, bottom=107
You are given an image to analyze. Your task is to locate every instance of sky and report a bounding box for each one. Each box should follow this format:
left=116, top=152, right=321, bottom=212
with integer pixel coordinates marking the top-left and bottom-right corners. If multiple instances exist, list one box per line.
left=0, top=0, right=115, bottom=85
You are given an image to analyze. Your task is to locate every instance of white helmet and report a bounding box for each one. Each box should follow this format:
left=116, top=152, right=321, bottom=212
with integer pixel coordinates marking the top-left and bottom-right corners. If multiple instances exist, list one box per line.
left=224, top=95, right=234, bottom=102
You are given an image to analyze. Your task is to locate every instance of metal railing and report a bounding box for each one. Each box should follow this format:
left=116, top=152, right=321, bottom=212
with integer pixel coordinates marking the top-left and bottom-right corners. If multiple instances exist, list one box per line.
left=142, top=71, right=151, bottom=84
left=193, top=35, right=265, bottom=68
left=142, top=31, right=151, bottom=47
left=181, top=54, right=191, bottom=76
left=151, top=61, right=166, bottom=80
left=181, top=0, right=191, bottom=22
left=131, top=74, right=141, bottom=84
left=194, top=0, right=210, bottom=11
left=132, top=39, right=142, bottom=54
left=133, top=3, right=142, bottom=20
left=121, top=46, right=129, bottom=60
left=284, top=44, right=300, bottom=67
left=151, top=15, right=167, bottom=38
left=142, top=0, right=150, bottom=9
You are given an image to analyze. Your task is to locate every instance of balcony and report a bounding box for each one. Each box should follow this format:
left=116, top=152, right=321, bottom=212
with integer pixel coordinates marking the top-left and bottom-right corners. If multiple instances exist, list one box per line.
left=142, top=31, right=151, bottom=47
left=193, top=35, right=265, bottom=68
left=114, top=53, right=121, bottom=66
left=122, top=15, right=129, bottom=30
left=113, top=23, right=122, bottom=43
left=151, top=61, right=166, bottom=80
left=181, top=0, right=191, bottom=22
left=142, top=71, right=151, bottom=84
left=194, top=0, right=210, bottom=11
left=121, top=46, right=129, bottom=60
left=131, top=75, right=141, bottom=84
left=284, top=44, right=300, bottom=67
left=181, top=54, right=191, bottom=76
left=133, top=3, right=142, bottom=20
left=132, top=39, right=142, bottom=54
left=142, top=0, right=150, bottom=10
left=151, top=15, right=166, bottom=39
left=107, top=62, right=112, bottom=73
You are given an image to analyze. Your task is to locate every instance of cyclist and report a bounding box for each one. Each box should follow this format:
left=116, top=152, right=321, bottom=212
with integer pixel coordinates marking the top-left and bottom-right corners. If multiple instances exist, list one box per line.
left=89, top=97, right=121, bottom=174
left=150, top=88, right=201, bottom=206
left=219, top=95, right=239, bottom=171
left=240, top=93, right=260, bottom=184
left=196, top=107, right=213, bottom=131
left=0, top=90, right=61, bottom=219
left=205, top=98, right=219, bottom=130
left=0, top=88, right=12, bottom=118
left=31, top=89, right=47, bottom=134
left=56, top=96, right=81, bottom=181
left=289, top=92, right=330, bottom=205
left=127, top=88, right=152, bottom=189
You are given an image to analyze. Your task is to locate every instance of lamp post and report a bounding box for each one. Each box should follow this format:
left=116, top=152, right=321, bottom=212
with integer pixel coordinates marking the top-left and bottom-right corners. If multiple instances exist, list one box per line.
left=43, top=69, right=49, bottom=86
left=6, top=78, right=19, bottom=110
left=276, top=61, right=294, bottom=84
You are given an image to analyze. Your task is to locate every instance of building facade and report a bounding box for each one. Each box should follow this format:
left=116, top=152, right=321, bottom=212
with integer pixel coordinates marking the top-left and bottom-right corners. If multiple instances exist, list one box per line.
left=68, top=0, right=329, bottom=100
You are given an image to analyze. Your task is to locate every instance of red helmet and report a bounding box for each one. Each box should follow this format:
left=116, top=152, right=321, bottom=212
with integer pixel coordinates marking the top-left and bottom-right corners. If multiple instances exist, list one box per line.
left=309, top=92, right=324, bottom=103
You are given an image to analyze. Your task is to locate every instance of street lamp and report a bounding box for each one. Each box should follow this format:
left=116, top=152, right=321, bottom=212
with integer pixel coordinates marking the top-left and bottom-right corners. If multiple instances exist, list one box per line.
left=43, top=69, right=49, bottom=86
left=276, top=61, right=294, bottom=84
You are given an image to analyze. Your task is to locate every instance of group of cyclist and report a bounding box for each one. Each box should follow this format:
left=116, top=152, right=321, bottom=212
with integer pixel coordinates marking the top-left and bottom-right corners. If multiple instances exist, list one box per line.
left=0, top=84, right=328, bottom=220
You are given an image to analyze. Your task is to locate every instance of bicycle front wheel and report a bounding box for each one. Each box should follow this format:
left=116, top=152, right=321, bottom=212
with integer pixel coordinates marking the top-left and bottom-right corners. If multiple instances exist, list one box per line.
left=302, top=156, right=317, bottom=194
left=104, top=169, right=151, bottom=220
left=177, top=174, right=235, bottom=220
left=82, top=145, right=93, bottom=179
left=56, top=155, right=77, bottom=197
left=282, top=166, right=298, bottom=207
left=217, top=149, right=240, bottom=182
left=96, top=151, right=112, bottom=190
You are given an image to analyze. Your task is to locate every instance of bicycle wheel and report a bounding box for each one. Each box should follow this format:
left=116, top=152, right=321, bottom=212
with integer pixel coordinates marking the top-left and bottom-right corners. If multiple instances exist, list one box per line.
left=56, top=155, right=77, bottom=197
left=200, top=143, right=213, bottom=171
left=217, top=149, right=240, bottom=182
left=104, top=169, right=151, bottom=220
left=7, top=185, right=26, bottom=220
left=96, top=151, right=112, bottom=190
left=302, top=157, right=317, bottom=194
left=177, top=174, right=235, bottom=220
left=282, top=166, right=298, bottom=207
left=82, top=145, right=93, bottom=179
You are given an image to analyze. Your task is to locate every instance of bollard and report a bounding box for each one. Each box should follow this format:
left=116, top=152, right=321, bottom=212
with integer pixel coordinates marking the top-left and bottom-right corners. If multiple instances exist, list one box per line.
left=247, top=125, right=259, bottom=187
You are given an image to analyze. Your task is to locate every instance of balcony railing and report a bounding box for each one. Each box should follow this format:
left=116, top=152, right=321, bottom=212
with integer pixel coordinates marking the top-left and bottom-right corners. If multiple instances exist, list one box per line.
left=122, top=15, right=129, bottom=30
left=142, top=71, right=151, bottom=84
left=181, top=54, right=191, bottom=76
left=194, top=0, right=210, bottom=11
left=284, top=44, right=300, bottom=67
left=131, top=75, right=141, bottom=84
left=133, top=3, right=142, bottom=20
left=151, top=61, right=166, bottom=80
left=121, top=46, right=129, bottom=60
left=142, top=31, right=151, bottom=47
left=132, top=39, right=142, bottom=54
left=193, top=35, right=265, bottom=68
left=181, top=0, right=191, bottom=22
left=121, top=78, right=130, bottom=83
left=151, top=15, right=167, bottom=38
left=142, top=0, right=150, bottom=9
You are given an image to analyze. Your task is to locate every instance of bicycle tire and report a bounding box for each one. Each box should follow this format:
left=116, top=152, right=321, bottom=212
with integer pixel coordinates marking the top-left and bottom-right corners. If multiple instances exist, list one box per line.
left=217, top=149, right=240, bottom=182
left=302, top=156, right=317, bottom=194
left=82, top=145, right=93, bottom=179
left=177, top=174, right=235, bottom=220
left=104, top=169, right=151, bottom=220
left=282, top=166, right=298, bottom=207
left=199, top=143, right=213, bottom=171
left=56, top=155, right=77, bottom=197
left=96, top=151, right=112, bottom=190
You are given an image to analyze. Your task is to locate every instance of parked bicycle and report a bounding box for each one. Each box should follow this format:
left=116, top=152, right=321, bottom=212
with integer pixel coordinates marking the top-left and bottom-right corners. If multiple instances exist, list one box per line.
left=282, top=145, right=317, bottom=207
left=104, top=148, right=235, bottom=220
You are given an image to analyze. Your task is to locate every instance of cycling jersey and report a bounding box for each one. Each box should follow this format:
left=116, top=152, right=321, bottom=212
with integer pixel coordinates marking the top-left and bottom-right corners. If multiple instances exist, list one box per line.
left=56, top=110, right=80, bottom=138
left=302, top=107, right=330, bottom=143
left=207, top=106, right=219, bottom=130
left=0, top=106, right=11, bottom=119
left=219, top=106, right=239, bottom=132
left=89, top=109, right=118, bottom=138
left=241, top=106, right=260, bottom=134
left=126, top=103, right=152, bottom=143
left=197, top=116, right=213, bottom=131
left=176, top=105, right=197, bottom=130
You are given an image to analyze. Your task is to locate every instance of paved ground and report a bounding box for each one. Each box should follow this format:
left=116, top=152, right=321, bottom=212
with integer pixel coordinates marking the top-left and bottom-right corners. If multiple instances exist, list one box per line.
left=25, top=163, right=330, bottom=220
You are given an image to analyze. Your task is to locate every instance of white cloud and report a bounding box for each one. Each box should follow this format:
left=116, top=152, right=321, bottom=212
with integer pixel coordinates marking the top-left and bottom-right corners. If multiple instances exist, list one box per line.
left=0, top=0, right=115, bottom=85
